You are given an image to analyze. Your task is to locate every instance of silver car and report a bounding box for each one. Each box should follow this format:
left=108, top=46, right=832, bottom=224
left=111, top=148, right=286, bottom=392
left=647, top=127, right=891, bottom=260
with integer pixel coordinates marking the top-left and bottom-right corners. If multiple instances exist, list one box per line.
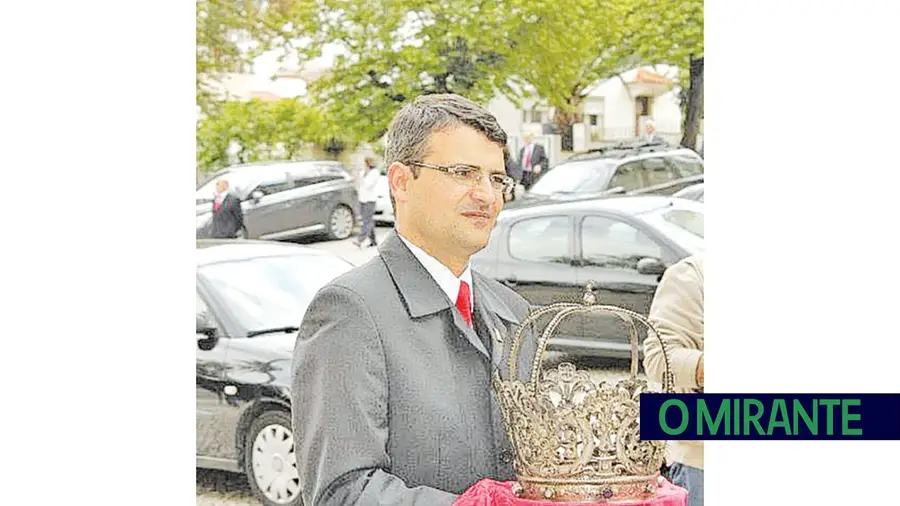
left=197, top=161, right=360, bottom=241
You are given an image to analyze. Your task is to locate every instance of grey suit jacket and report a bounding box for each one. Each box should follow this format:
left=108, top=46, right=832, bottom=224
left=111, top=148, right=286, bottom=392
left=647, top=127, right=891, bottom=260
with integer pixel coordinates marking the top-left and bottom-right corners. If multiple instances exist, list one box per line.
left=291, top=230, right=538, bottom=506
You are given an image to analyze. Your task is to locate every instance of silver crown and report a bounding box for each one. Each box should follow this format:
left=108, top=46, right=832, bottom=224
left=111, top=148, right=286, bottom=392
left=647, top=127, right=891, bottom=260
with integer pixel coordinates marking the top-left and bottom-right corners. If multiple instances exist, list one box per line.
left=493, top=282, right=675, bottom=503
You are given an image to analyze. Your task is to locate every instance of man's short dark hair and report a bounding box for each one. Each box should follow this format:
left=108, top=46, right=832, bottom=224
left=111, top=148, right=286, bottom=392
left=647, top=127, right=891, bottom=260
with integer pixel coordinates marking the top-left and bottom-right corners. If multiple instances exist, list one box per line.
left=383, top=94, right=508, bottom=172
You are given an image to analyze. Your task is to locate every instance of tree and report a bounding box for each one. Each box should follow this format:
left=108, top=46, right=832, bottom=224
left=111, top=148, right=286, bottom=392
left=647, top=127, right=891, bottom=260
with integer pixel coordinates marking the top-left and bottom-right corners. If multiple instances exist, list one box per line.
left=503, top=0, right=636, bottom=150
left=619, top=0, right=704, bottom=147
left=196, top=98, right=345, bottom=172
left=196, top=0, right=294, bottom=113
left=504, top=0, right=703, bottom=150
left=680, top=55, right=703, bottom=150
left=268, top=0, right=522, bottom=143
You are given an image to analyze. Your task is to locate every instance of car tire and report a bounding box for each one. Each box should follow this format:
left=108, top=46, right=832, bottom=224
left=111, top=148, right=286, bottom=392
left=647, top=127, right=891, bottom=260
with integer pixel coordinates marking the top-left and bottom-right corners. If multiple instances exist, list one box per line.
left=244, top=410, right=304, bottom=506
left=325, top=204, right=354, bottom=241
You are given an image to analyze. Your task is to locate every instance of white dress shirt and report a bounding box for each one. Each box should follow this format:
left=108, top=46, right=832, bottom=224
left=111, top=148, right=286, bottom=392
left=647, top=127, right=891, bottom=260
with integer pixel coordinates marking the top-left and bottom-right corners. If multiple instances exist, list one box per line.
left=398, top=234, right=473, bottom=310
left=522, top=143, right=534, bottom=171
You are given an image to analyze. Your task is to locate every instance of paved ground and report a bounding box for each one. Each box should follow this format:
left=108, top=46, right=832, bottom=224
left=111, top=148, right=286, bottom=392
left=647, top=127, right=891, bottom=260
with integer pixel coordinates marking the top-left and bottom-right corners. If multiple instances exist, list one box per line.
left=299, top=225, right=390, bottom=266
left=197, top=226, right=633, bottom=505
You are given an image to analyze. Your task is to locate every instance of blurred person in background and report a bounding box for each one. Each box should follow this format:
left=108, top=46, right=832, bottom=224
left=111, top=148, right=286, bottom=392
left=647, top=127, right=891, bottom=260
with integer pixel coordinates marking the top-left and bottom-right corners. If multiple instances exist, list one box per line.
left=517, top=132, right=548, bottom=189
left=643, top=253, right=704, bottom=506
left=354, top=156, right=380, bottom=248
left=209, top=179, right=245, bottom=239
left=503, top=145, right=522, bottom=201
left=292, top=93, right=532, bottom=506
left=645, top=119, right=664, bottom=143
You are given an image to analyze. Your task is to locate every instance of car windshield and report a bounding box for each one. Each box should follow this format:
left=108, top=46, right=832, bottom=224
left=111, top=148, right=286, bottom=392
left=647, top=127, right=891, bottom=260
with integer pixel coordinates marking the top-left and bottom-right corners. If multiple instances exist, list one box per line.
left=528, top=160, right=614, bottom=195
left=198, top=253, right=353, bottom=335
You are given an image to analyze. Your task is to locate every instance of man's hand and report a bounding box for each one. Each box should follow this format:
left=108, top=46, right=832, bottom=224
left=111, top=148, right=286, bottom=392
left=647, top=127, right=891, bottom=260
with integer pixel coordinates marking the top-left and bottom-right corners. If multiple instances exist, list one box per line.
left=696, top=354, right=704, bottom=388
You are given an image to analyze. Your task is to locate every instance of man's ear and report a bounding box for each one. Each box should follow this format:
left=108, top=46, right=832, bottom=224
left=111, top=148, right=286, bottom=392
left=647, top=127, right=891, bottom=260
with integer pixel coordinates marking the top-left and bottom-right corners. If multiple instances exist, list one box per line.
left=387, top=162, right=411, bottom=205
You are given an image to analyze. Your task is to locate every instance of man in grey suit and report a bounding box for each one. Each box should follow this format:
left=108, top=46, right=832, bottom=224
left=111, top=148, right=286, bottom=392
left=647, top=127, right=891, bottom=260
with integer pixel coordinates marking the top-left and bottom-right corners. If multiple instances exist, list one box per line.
left=292, top=94, right=537, bottom=506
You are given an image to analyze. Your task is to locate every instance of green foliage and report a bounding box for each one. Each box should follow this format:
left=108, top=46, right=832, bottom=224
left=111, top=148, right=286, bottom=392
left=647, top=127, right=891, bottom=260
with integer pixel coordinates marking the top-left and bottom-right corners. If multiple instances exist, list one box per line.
left=504, top=0, right=634, bottom=114
left=261, top=0, right=703, bottom=140
left=196, top=0, right=293, bottom=113
left=199, top=0, right=704, bottom=161
left=508, top=0, right=703, bottom=115
left=196, top=99, right=348, bottom=172
left=267, top=0, right=523, bottom=142
left=623, top=0, right=704, bottom=71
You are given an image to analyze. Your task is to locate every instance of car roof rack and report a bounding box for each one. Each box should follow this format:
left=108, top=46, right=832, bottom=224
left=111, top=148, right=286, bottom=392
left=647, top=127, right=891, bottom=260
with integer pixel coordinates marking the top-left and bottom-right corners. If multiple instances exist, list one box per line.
left=565, top=138, right=677, bottom=162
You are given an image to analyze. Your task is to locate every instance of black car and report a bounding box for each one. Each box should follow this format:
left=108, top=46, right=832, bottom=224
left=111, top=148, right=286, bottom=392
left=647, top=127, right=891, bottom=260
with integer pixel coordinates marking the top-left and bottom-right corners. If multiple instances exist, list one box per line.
left=196, top=239, right=354, bottom=506
left=196, top=161, right=360, bottom=242
left=472, top=195, right=703, bottom=359
left=510, top=141, right=704, bottom=208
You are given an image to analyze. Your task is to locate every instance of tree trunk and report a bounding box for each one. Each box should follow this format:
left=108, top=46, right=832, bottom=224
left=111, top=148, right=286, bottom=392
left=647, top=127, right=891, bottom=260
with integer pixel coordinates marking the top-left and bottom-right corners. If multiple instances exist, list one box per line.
left=680, top=55, right=704, bottom=150
left=554, top=111, right=575, bottom=152
left=554, top=95, right=583, bottom=152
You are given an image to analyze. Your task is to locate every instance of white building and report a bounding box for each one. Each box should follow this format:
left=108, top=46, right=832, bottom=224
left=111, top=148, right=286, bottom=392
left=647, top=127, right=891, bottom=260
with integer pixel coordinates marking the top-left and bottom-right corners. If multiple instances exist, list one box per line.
left=487, top=66, right=692, bottom=166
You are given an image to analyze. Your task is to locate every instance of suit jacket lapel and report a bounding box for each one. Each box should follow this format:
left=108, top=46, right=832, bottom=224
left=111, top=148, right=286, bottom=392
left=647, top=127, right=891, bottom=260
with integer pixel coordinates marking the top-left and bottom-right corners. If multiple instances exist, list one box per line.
left=379, top=230, right=491, bottom=359
left=379, top=230, right=453, bottom=317
left=472, top=272, right=533, bottom=381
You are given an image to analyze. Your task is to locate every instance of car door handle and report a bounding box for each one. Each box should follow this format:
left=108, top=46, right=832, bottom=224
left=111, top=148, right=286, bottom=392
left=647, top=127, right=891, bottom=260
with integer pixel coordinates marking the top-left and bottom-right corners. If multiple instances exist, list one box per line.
left=503, top=276, right=517, bottom=287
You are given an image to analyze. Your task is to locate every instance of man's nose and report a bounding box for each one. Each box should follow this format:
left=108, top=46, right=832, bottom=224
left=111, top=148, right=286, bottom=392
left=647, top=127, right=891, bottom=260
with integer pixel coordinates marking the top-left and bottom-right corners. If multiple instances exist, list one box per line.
left=469, top=176, right=497, bottom=205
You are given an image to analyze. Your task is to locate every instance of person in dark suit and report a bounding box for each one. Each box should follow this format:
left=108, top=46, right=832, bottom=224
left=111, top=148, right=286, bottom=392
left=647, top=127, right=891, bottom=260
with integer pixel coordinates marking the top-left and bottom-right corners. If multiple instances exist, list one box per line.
left=292, top=94, right=539, bottom=506
left=517, top=133, right=549, bottom=189
left=503, top=145, right=522, bottom=201
left=209, top=179, right=245, bottom=239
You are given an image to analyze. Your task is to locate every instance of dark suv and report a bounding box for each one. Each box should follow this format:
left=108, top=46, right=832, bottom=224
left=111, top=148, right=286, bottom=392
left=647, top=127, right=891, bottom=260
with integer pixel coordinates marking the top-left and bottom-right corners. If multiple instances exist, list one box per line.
left=196, top=161, right=359, bottom=241
left=510, top=141, right=704, bottom=208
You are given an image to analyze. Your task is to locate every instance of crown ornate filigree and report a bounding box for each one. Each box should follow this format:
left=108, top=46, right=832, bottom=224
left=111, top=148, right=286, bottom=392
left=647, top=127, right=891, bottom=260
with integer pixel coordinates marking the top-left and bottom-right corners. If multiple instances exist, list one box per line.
left=493, top=282, right=675, bottom=503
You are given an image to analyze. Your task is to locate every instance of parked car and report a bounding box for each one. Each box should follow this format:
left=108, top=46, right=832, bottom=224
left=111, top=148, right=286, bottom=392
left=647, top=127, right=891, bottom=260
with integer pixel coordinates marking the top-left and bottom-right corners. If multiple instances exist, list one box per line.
left=196, top=238, right=354, bottom=506
left=510, top=141, right=703, bottom=209
left=673, top=182, right=704, bottom=202
left=373, top=167, right=395, bottom=224
left=471, top=195, right=703, bottom=359
left=196, top=161, right=360, bottom=241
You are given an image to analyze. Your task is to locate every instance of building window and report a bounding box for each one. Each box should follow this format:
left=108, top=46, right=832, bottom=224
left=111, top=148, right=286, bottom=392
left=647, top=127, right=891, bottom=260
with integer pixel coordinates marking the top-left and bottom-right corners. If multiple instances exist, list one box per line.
left=589, top=114, right=604, bottom=142
left=636, top=96, right=651, bottom=116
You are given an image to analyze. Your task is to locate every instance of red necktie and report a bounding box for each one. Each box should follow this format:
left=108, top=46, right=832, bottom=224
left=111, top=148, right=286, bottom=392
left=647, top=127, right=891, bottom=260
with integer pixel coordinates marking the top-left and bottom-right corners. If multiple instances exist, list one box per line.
left=456, top=280, right=473, bottom=328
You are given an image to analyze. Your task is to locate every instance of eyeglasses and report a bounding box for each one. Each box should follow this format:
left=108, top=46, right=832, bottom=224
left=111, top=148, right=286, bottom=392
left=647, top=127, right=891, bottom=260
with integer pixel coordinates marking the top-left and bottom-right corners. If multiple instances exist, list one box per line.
left=408, top=162, right=515, bottom=194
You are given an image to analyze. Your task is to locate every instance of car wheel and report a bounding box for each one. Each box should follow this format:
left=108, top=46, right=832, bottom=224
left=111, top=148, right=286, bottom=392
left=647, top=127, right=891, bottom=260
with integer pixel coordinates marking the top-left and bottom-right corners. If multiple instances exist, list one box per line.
left=244, top=410, right=303, bottom=506
left=326, top=204, right=354, bottom=241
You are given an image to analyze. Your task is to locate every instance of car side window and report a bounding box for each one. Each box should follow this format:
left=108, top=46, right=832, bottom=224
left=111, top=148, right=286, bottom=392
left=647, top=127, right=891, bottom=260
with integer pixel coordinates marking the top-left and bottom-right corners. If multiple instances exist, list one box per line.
left=508, top=216, right=571, bottom=264
left=667, top=154, right=704, bottom=178
left=609, top=161, right=645, bottom=192
left=580, top=216, right=664, bottom=270
left=287, top=168, right=331, bottom=188
left=643, top=157, right=680, bottom=186
left=662, top=209, right=704, bottom=238
left=256, top=179, right=292, bottom=196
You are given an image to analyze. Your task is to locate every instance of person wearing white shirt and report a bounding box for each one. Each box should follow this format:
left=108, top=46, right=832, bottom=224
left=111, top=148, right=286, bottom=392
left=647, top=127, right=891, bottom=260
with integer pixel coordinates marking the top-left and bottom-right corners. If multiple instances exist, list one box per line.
left=354, top=157, right=381, bottom=248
